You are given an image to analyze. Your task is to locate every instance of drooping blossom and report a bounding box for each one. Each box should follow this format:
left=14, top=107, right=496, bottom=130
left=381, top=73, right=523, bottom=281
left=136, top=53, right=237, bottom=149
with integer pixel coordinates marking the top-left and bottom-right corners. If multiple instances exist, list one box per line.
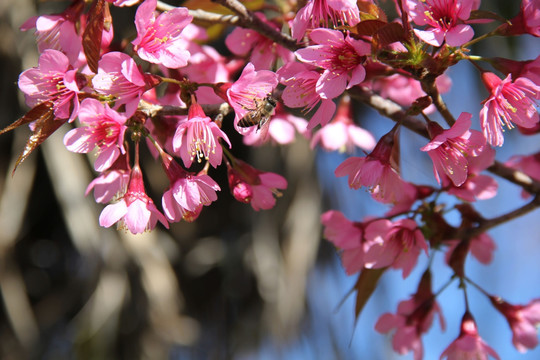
left=321, top=210, right=366, bottom=275
left=224, top=62, right=278, bottom=134
left=334, top=127, right=416, bottom=204
left=375, top=270, right=445, bottom=360
left=132, top=0, right=192, bottom=69
left=311, top=96, right=376, bottom=152
left=489, top=296, right=540, bottom=353
left=278, top=62, right=336, bottom=129
left=92, top=52, right=161, bottom=115
left=99, top=164, right=169, bottom=234
left=497, top=0, right=540, bottom=37
left=172, top=101, right=230, bottom=168
left=440, top=312, right=500, bottom=360
left=86, top=154, right=131, bottom=204
left=227, top=159, right=287, bottom=211
left=405, top=0, right=479, bottom=47
left=18, top=49, right=81, bottom=121
left=225, top=12, right=294, bottom=70
left=445, top=232, right=496, bottom=265
left=290, top=0, right=361, bottom=41
left=64, top=98, right=128, bottom=171
left=505, top=152, right=540, bottom=199
left=295, top=28, right=370, bottom=99
left=160, top=151, right=220, bottom=223
left=20, top=1, right=83, bottom=65
left=364, top=218, right=429, bottom=278
left=421, top=112, right=486, bottom=187
left=480, top=72, right=540, bottom=147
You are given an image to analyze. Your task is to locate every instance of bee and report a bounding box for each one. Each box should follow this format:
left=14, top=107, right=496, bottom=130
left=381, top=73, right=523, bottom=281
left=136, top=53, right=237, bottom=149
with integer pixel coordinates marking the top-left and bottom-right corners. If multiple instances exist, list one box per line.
left=238, top=95, right=277, bottom=130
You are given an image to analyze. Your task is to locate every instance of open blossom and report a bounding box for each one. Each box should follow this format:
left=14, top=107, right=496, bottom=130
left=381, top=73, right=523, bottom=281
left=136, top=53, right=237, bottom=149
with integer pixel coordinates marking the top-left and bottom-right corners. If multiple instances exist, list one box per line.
left=92, top=52, right=161, bottom=115
left=290, top=0, right=361, bottom=41
left=132, top=0, right=192, bottom=69
left=376, top=271, right=445, bottom=360
left=63, top=99, right=127, bottom=171
left=364, top=219, right=429, bottom=278
left=160, top=151, right=220, bottom=223
left=321, top=210, right=366, bottom=274
left=440, top=312, right=500, bottom=360
left=480, top=72, right=540, bottom=147
left=311, top=96, right=376, bottom=152
left=295, top=28, right=370, bottom=100
left=20, top=2, right=83, bottom=65
left=227, top=159, right=287, bottom=211
left=99, top=165, right=168, bottom=234
left=278, top=62, right=336, bottom=129
left=406, top=0, right=478, bottom=47
left=172, top=101, right=230, bottom=168
left=86, top=154, right=130, bottom=204
left=225, top=13, right=294, bottom=70
left=224, top=62, right=278, bottom=133
left=489, top=296, right=540, bottom=352
left=335, top=128, right=416, bottom=204
left=421, top=112, right=486, bottom=187
left=18, top=49, right=81, bottom=121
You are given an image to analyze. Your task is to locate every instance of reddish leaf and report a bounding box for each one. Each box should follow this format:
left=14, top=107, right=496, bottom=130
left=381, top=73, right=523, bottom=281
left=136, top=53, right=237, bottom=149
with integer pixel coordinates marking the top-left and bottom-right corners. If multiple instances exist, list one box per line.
left=0, top=101, right=54, bottom=135
left=354, top=268, right=386, bottom=319
left=372, top=22, right=407, bottom=52
left=357, top=1, right=387, bottom=22
left=12, top=106, right=67, bottom=174
left=82, top=0, right=106, bottom=73
left=355, top=20, right=388, bottom=37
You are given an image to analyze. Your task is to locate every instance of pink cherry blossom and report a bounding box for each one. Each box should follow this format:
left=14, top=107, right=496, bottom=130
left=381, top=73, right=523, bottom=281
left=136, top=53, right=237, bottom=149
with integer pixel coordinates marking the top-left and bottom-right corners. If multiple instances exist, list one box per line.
left=278, top=62, right=336, bottom=130
left=99, top=165, right=169, bottom=234
left=295, top=28, right=370, bottom=99
left=20, top=2, right=83, bottom=65
left=132, top=0, right=192, bottom=69
left=335, top=129, right=416, bottom=204
left=227, top=159, right=287, bottom=211
left=18, top=49, right=81, bottom=121
left=86, top=154, right=131, bottom=204
left=321, top=210, right=366, bottom=275
left=225, top=13, right=294, bottom=70
left=490, top=296, right=540, bottom=352
left=160, top=151, right=220, bottom=223
left=375, top=272, right=445, bottom=360
left=506, top=152, right=540, bottom=198
left=64, top=98, right=128, bottom=171
left=92, top=52, right=161, bottom=115
left=311, top=96, right=376, bottom=152
left=106, top=0, right=139, bottom=6
left=498, top=0, right=540, bottom=37
left=364, top=218, right=429, bottom=278
left=172, top=101, right=230, bottom=168
left=480, top=72, right=540, bottom=147
left=406, top=0, right=478, bottom=47
left=445, top=233, right=496, bottom=265
left=226, top=63, right=278, bottom=133
left=440, top=312, right=500, bottom=360
left=290, top=0, right=361, bottom=41
left=421, top=112, right=486, bottom=187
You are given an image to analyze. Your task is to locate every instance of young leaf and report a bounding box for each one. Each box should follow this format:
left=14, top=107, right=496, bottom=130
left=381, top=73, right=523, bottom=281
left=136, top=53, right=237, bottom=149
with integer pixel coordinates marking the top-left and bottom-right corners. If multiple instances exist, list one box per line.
left=82, top=0, right=107, bottom=73
left=354, top=267, right=386, bottom=319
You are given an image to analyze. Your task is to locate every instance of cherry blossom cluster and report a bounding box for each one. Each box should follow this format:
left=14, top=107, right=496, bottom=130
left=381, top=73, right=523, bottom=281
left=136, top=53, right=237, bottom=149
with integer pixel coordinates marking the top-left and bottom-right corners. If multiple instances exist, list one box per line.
left=4, top=0, right=540, bottom=358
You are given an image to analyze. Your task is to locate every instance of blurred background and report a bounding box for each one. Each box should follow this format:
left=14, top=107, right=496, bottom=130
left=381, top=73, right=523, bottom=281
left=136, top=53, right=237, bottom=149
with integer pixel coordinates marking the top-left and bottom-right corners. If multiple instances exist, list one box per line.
left=1, top=0, right=540, bottom=359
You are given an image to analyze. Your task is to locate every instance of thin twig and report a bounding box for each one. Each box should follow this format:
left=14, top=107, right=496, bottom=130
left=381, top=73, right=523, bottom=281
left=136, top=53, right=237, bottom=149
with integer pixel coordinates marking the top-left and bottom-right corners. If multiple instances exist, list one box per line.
left=421, top=79, right=456, bottom=127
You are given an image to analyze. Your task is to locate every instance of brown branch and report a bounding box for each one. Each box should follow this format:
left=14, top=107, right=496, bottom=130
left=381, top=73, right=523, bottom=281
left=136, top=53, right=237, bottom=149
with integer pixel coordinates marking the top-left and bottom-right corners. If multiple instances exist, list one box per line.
left=421, top=78, right=456, bottom=127
left=349, top=86, right=540, bottom=195
left=157, top=2, right=243, bottom=26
